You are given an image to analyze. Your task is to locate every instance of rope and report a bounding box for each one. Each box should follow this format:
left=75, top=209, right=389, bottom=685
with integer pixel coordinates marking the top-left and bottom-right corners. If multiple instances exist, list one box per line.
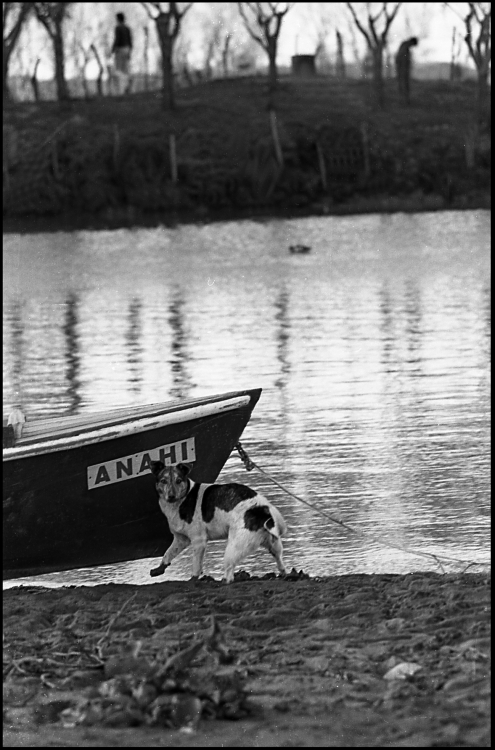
left=235, top=442, right=483, bottom=574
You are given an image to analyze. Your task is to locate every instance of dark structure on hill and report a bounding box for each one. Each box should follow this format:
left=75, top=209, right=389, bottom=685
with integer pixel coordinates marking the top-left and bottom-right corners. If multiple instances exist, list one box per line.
left=291, top=55, right=316, bottom=77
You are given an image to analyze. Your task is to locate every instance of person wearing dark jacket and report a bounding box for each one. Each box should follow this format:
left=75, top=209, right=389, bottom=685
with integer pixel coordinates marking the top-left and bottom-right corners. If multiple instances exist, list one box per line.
left=112, top=12, right=133, bottom=94
left=395, top=36, right=418, bottom=104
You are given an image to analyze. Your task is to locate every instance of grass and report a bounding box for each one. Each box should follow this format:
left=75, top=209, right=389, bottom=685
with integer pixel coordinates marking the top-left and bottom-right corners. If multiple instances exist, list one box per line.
left=2, top=75, right=491, bottom=227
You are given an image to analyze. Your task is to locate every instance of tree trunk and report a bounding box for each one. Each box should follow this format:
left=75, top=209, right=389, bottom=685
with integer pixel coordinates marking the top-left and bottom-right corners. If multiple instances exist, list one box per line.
left=3, top=41, right=11, bottom=100
left=267, top=37, right=278, bottom=109
left=336, top=31, right=346, bottom=80
left=53, top=22, right=69, bottom=101
left=90, top=44, right=104, bottom=97
left=143, top=27, right=150, bottom=92
left=476, top=69, right=490, bottom=126
left=268, top=38, right=277, bottom=94
left=372, top=45, right=385, bottom=108
left=31, top=58, right=41, bottom=101
left=156, top=17, right=175, bottom=110
left=222, top=34, right=231, bottom=78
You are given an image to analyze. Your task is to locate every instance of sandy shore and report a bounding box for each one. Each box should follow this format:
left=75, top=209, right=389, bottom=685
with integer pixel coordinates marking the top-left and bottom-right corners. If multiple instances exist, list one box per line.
left=3, top=572, right=490, bottom=747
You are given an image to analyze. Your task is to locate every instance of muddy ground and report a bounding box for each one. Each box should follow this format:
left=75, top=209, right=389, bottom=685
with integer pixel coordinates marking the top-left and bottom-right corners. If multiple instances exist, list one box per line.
left=3, top=572, right=490, bottom=747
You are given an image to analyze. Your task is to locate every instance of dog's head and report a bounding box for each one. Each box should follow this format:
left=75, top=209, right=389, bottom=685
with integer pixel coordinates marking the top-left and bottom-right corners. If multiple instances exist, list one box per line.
left=150, top=461, right=192, bottom=503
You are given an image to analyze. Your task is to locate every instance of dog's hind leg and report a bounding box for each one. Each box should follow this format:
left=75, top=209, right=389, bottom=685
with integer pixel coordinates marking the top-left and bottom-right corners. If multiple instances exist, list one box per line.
left=263, top=534, right=287, bottom=576
left=222, top=531, right=261, bottom=583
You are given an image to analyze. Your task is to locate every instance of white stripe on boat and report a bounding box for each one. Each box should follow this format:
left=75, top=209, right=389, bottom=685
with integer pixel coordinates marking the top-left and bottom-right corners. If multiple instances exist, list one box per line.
left=87, top=437, right=196, bottom=490
left=3, top=396, right=250, bottom=461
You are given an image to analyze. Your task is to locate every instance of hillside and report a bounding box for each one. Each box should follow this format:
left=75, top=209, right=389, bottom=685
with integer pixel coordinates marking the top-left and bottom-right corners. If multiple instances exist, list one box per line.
left=3, top=75, right=491, bottom=230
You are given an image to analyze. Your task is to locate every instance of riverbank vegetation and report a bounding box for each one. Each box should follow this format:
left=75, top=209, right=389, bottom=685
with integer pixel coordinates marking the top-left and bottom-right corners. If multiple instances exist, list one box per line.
left=3, top=75, right=491, bottom=228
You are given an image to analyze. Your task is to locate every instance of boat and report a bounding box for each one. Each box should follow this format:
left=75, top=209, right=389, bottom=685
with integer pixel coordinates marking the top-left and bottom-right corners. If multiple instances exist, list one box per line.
left=289, top=244, right=311, bottom=254
left=3, top=388, right=262, bottom=580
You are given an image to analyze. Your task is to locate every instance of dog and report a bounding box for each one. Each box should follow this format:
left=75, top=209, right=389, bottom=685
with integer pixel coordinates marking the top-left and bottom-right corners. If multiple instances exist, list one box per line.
left=149, top=461, right=287, bottom=583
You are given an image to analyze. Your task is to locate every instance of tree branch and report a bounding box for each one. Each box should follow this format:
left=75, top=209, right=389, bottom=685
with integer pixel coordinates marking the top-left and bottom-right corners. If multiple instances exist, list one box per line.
left=346, top=2, right=372, bottom=47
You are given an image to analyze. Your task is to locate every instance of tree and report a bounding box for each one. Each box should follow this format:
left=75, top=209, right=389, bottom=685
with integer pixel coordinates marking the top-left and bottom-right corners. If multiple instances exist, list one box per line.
left=238, top=2, right=292, bottom=103
left=336, top=29, right=346, bottom=78
left=34, top=2, right=72, bottom=101
left=346, top=2, right=402, bottom=107
left=458, top=3, right=490, bottom=124
left=450, top=26, right=463, bottom=81
left=141, top=2, right=192, bottom=110
left=3, top=2, right=34, bottom=100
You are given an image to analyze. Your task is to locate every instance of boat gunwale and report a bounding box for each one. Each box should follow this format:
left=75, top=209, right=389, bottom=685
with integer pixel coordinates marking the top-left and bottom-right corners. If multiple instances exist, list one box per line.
left=3, top=392, right=258, bottom=461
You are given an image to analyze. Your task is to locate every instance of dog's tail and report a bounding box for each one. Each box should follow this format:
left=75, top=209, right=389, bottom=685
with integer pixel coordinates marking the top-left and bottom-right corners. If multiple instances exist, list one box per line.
left=263, top=509, right=286, bottom=540
left=245, top=504, right=285, bottom=539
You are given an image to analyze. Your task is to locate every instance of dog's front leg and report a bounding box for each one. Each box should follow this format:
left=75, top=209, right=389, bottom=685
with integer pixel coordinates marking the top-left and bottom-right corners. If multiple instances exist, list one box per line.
left=150, top=533, right=190, bottom=577
left=190, top=534, right=208, bottom=579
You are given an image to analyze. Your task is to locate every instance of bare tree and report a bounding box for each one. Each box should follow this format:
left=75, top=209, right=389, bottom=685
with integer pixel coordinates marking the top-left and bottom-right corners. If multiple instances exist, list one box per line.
left=238, top=2, right=292, bottom=102
left=336, top=29, right=346, bottom=78
left=463, top=3, right=490, bottom=123
left=446, top=2, right=491, bottom=123
left=346, top=2, right=402, bottom=107
left=198, top=2, right=249, bottom=79
left=31, top=56, right=41, bottom=100
left=3, top=2, right=34, bottom=100
left=141, top=2, right=192, bottom=109
left=90, top=43, right=104, bottom=96
left=450, top=26, right=463, bottom=81
left=34, top=2, right=72, bottom=101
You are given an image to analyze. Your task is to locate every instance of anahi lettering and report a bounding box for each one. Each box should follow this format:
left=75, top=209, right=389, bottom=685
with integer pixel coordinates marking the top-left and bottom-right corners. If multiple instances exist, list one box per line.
left=87, top=438, right=195, bottom=490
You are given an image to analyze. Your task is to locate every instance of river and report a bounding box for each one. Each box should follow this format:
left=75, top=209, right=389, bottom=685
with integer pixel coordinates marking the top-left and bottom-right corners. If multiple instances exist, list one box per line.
left=3, top=210, right=490, bottom=585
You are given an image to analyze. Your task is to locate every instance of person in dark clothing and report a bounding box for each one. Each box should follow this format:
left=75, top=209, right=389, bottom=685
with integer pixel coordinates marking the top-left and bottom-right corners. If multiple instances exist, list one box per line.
left=111, top=12, right=133, bottom=94
left=395, top=36, right=418, bottom=104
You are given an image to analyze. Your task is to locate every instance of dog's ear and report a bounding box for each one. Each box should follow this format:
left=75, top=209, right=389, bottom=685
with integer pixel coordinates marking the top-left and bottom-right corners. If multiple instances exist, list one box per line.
left=150, top=460, right=165, bottom=477
left=176, top=462, right=192, bottom=476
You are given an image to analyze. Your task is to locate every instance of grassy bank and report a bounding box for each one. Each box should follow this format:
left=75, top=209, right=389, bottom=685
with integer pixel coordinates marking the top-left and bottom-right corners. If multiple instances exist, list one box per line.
left=3, top=76, right=491, bottom=229
left=3, top=572, right=490, bottom=747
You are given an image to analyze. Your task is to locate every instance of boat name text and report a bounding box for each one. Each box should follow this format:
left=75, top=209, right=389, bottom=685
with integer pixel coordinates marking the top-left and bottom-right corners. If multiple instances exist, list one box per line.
left=87, top=438, right=196, bottom=490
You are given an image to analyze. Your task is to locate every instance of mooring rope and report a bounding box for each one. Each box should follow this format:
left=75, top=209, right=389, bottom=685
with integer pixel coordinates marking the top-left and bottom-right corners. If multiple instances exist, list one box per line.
left=235, top=442, right=483, bottom=574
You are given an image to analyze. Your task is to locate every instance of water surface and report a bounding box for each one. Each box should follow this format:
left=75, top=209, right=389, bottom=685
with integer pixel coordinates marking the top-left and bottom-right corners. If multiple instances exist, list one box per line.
left=3, top=211, right=490, bottom=586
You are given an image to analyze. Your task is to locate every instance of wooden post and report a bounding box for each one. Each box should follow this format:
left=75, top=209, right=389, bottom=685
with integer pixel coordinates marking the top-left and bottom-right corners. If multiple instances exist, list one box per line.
left=269, top=109, right=283, bottom=167
left=3, top=126, right=12, bottom=192
left=3, top=154, right=10, bottom=193
left=169, top=133, right=178, bottom=183
left=113, top=124, right=120, bottom=169
left=361, top=122, right=370, bottom=180
left=51, top=137, right=60, bottom=179
left=465, top=125, right=477, bottom=170
left=315, top=141, right=327, bottom=191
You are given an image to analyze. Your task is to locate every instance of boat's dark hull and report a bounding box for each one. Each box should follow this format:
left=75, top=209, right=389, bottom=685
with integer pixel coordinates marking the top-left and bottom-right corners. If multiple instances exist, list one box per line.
left=3, top=389, right=261, bottom=579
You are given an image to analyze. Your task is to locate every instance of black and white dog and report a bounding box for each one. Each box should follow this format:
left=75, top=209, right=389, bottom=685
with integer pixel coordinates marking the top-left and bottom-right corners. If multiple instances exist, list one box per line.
left=149, top=461, right=287, bottom=583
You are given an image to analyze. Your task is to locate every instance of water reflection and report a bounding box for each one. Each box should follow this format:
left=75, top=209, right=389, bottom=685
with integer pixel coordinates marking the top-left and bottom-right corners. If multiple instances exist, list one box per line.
left=63, top=292, right=82, bottom=414
left=2, top=211, right=491, bottom=584
left=5, top=301, right=25, bottom=405
left=274, top=287, right=290, bottom=390
left=404, top=280, right=423, bottom=368
left=168, top=291, right=192, bottom=400
left=125, top=297, right=143, bottom=395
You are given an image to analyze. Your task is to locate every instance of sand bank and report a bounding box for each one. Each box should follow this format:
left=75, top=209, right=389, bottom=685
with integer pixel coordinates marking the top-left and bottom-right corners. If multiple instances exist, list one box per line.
left=3, top=572, right=490, bottom=747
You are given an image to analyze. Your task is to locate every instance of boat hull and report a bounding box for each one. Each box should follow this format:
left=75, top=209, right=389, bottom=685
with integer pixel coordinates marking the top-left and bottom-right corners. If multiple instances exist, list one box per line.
left=3, top=389, right=261, bottom=579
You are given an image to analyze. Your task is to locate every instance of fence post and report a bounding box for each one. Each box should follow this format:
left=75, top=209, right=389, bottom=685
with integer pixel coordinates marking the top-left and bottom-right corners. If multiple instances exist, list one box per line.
left=269, top=110, right=284, bottom=167
left=315, top=141, right=327, bottom=191
left=169, top=133, right=178, bottom=183
left=113, top=124, right=120, bottom=169
left=361, top=122, right=370, bottom=180
left=51, top=137, right=60, bottom=179
left=465, top=125, right=477, bottom=171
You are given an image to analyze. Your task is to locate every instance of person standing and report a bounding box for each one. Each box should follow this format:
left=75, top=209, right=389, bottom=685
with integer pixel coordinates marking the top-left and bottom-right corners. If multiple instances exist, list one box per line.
left=395, top=36, right=418, bottom=105
left=112, top=12, right=133, bottom=95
